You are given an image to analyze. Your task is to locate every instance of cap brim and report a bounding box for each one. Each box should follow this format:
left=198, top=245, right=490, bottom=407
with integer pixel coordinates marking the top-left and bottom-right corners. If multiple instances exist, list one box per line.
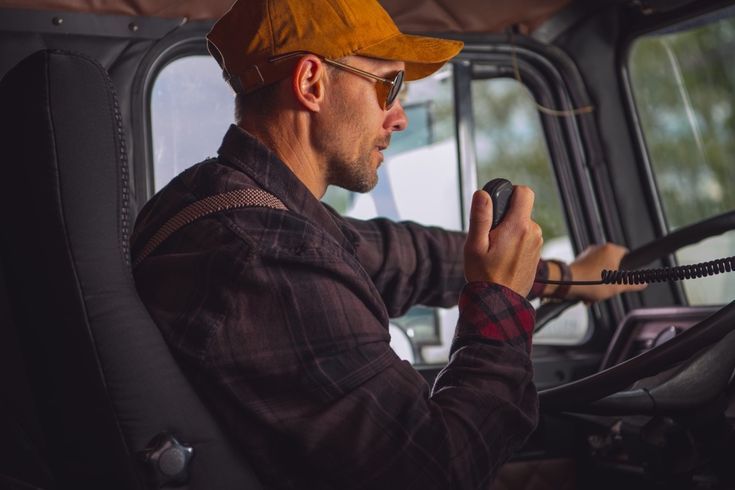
left=355, top=33, right=463, bottom=81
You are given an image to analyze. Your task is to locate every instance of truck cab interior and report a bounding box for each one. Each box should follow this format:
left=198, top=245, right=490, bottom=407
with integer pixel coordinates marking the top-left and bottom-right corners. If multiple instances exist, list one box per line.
left=1, top=0, right=735, bottom=489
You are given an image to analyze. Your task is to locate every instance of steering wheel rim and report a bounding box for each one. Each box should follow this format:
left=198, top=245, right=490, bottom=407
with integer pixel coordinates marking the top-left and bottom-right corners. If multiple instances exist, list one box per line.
left=537, top=209, right=735, bottom=413
left=534, top=209, right=735, bottom=332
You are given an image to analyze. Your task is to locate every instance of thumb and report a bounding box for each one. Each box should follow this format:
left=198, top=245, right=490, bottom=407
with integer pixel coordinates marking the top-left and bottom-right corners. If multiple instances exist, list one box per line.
left=466, top=190, right=493, bottom=254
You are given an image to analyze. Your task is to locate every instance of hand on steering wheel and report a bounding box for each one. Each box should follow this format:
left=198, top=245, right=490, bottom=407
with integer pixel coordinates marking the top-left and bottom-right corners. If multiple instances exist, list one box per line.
left=538, top=209, right=735, bottom=413
left=536, top=210, right=735, bottom=332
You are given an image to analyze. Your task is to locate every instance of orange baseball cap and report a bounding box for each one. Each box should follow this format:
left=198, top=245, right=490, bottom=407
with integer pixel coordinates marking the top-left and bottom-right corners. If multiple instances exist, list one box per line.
left=207, top=0, right=464, bottom=94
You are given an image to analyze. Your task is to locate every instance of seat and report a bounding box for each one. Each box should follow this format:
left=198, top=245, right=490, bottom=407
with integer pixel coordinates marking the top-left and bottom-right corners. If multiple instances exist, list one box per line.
left=0, top=49, right=263, bottom=490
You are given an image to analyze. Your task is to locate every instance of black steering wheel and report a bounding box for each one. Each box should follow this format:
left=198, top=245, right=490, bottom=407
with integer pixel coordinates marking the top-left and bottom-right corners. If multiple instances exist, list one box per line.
left=537, top=209, right=735, bottom=414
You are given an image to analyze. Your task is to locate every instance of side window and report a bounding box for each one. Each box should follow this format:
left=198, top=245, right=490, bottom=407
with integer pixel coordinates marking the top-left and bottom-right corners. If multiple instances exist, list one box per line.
left=151, top=55, right=234, bottom=191
left=629, top=10, right=735, bottom=305
left=471, top=76, right=589, bottom=345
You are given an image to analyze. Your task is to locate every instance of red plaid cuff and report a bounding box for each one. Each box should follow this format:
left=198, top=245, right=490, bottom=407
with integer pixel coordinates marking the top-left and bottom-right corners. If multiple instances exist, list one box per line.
left=455, top=282, right=535, bottom=351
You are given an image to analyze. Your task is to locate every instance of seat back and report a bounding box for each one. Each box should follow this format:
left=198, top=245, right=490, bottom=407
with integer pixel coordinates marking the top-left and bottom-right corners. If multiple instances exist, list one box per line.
left=0, top=49, right=262, bottom=490
left=0, top=258, right=52, bottom=489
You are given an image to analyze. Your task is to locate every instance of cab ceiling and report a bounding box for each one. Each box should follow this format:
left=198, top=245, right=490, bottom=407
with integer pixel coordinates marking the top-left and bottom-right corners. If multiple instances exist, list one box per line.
left=0, top=0, right=571, bottom=33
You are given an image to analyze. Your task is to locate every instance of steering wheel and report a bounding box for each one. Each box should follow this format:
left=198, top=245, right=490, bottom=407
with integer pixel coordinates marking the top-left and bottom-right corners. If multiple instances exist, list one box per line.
left=537, top=209, right=735, bottom=414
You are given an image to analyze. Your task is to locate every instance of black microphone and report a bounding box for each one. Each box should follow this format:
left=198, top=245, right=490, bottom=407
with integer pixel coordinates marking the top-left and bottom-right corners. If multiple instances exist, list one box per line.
left=482, top=178, right=513, bottom=229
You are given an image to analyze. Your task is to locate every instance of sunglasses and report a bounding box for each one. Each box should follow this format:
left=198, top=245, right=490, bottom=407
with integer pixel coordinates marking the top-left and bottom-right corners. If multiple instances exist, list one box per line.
left=269, top=51, right=405, bottom=110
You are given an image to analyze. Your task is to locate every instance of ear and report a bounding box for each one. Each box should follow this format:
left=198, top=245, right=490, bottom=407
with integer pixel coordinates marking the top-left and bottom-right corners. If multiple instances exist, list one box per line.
left=291, top=55, right=326, bottom=112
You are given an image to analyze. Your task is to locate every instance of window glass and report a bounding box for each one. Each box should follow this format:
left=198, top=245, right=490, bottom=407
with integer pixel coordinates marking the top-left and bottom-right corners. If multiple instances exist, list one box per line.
left=629, top=10, right=735, bottom=305
left=150, top=58, right=460, bottom=365
left=472, top=77, right=589, bottom=345
left=151, top=55, right=234, bottom=191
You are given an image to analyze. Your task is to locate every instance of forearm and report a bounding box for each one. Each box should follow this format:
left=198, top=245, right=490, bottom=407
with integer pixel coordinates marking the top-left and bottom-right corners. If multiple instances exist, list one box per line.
left=348, top=214, right=555, bottom=305
left=346, top=217, right=466, bottom=315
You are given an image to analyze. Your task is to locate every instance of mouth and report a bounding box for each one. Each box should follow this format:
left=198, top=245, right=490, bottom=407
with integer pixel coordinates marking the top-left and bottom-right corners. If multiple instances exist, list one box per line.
left=377, top=136, right=390, bottom=152
left=374, top=138, right=390, bottom=165
left=374, top=146, right=386, bottom=165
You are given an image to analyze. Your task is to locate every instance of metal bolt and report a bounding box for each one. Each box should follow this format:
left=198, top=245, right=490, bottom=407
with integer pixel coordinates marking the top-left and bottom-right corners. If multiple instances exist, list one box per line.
left=128, top=22, right=139, bottom=32
left=52, top=17, right=63, bottom=26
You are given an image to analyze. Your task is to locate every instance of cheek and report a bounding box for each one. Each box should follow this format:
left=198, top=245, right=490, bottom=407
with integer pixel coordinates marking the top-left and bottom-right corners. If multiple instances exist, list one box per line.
left=333, top=82, right=383, bottom=142
left=349, top=81, right=383, bottom=124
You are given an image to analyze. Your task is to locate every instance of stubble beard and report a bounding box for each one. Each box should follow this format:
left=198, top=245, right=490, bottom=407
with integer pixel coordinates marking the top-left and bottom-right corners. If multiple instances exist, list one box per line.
left=320, top=120, right=384, bottom=193
left=326, top=150, right=379, bottom=193
left=317, top=77, right=385, bottom=193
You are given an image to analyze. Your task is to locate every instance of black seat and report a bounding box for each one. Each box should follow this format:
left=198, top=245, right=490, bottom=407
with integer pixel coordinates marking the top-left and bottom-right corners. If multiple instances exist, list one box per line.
left=0, top=49, right=263, bottom=490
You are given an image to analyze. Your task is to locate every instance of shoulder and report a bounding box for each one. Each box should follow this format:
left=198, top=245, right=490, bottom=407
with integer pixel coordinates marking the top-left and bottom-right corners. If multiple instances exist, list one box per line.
left=132, top=158, right=348, bottom=266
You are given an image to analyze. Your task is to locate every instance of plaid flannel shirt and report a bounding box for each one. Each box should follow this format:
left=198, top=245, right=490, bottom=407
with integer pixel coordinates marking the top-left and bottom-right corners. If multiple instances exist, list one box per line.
left=132, top=125, right=543, bottom=489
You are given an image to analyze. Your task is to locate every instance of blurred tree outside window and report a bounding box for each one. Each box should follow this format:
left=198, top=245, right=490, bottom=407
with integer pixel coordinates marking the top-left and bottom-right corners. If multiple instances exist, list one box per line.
left=629, top=10, right=735, bottom=305
left=472, top=77, right=589, bottom=345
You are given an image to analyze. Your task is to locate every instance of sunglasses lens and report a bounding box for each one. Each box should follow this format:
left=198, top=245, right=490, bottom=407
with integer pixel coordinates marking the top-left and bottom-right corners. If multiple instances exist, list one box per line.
left=385, top=70, right=405, bottom=109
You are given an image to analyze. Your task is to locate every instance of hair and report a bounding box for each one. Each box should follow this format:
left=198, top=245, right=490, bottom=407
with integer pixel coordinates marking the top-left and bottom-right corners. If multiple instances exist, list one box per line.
left=233, top=81, right=282, bottom=124
left=232, top=62, right=342, bottom=125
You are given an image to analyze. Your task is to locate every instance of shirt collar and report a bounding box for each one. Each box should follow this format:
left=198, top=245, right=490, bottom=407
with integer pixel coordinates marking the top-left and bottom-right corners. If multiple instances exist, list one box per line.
left=217, top=124, right=357, bottom=252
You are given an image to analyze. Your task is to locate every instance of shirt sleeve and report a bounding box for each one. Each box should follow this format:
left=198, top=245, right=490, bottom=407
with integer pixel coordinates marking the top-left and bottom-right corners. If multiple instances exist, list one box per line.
left=346, top=217, right=550, bottom=313
left=345, top=217, right=467, bottom=316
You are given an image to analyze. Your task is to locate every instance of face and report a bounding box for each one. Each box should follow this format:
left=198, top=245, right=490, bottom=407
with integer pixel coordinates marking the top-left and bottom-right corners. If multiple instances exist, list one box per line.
left=314, top=56, right=408, bottom=193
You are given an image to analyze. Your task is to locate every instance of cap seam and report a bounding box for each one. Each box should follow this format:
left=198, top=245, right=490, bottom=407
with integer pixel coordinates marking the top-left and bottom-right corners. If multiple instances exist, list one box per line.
left=353, top=31, right=402, bottom=57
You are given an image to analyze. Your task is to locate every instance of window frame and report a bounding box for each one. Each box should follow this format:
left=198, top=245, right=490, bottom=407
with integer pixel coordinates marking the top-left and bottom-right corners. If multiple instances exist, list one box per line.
left=453, top=36, right=625, bottom=353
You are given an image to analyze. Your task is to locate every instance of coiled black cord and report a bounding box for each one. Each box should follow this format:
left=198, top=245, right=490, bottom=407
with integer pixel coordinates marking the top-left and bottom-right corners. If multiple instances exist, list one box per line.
left=536, top=256, right=735, bottom=286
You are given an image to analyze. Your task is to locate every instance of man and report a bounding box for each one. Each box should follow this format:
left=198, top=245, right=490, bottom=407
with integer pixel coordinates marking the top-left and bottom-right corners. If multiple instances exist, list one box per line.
left=131, top=0, right=640, bottom=487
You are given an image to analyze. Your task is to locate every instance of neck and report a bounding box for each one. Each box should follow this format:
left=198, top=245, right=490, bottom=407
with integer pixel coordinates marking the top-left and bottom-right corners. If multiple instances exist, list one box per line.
left=239, top=112, right=327, bottom=199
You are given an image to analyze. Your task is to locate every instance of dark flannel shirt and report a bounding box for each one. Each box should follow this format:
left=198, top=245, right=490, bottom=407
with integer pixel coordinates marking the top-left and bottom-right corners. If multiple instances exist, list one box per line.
left=132, top=125, right=544, bottom=490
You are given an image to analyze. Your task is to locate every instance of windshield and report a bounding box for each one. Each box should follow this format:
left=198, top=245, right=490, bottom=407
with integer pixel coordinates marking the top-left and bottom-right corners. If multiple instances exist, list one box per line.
left=628, top=8, right=735, bottom=305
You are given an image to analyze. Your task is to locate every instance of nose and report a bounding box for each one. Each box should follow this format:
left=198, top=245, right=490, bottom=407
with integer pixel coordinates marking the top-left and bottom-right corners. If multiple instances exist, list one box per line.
left=385, top=99, right=408, bottom=132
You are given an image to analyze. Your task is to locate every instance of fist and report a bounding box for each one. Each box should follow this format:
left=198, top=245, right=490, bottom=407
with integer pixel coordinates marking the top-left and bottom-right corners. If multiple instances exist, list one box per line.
left=464, top=186, right=543, bottom=297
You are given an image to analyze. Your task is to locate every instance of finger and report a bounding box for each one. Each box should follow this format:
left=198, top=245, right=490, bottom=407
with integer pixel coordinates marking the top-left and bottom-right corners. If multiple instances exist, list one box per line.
left=466, top=190, right=493, bottom=252
left=503, top=186, right=535, bottom=222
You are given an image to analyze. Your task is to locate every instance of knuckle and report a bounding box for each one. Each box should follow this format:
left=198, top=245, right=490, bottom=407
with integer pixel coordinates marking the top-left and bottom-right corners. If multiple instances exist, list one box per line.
left=517, top=185, right=535, bottom=198
left=517, top=221, right=531, bottom=235
left=518, top=220, right=542, bottom=239
left=531, top=224, right=543, bottom=249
